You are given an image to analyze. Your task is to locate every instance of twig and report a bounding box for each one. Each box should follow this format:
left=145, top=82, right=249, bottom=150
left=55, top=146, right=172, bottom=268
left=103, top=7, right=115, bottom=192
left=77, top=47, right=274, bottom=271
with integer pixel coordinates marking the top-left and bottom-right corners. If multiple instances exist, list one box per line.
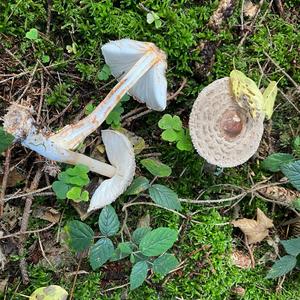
left=0, top=222, right=56, bottom=240
left=37, top=71, right=45, bottom=123
left=122, top=109, right=153, bottom=126
left=46, top=0, right=52, bottom=35
left=69, top=253, right=83, bottom=300
left=245, top=236, right=255, bottom=268
left=0, top=146, right=12, bottom=216
left=101, top=283, right=129, bottom=294
left=121, top=107, right=145, bottom=121
left=167, top=78, right=187, bottom=101
left=37, top=232, right=53, bottom=268
left=19, top=168, right=43, bottom=284
left=4, top=185, right=52, bottom=202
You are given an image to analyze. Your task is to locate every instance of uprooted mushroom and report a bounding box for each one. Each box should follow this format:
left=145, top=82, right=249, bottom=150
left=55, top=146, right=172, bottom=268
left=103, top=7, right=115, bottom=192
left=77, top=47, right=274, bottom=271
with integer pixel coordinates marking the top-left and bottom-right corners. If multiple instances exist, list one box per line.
left=3, top=39, right=168, bottom=212
left=189, top=77, right=269, bottom=168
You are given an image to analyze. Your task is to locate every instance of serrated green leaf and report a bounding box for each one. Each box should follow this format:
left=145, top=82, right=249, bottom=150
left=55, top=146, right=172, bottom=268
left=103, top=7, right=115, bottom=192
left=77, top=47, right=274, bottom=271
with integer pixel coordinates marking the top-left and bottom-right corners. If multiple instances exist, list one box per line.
left=281, top=237, right=300, bottom=256
left=266, top=255, right=297, bottom=279
left=29, top=285, right=68, bottom=300
left=153, top=253, right=179, bottom=276
left=118, top=242, right=133, bottom=254
left=98, top=64, right=111, bottom=81
left=130, top=252, right=148, bottom=264
left=130, top=261, right=148, bottom=290
left=64, top=220, right=94, bottom=252
left=89, top=238, right=114, bottom=270
left=132, top=227, right=152, bottom=245
left=149, top=184, right=181, bottom=211
left=261, top=153, right=295, bottom=172
left=141, top=159, right=171, bottom=177
left=281, top=160, right=300, bottom=190
left=66, top=186, right=82, bottom=201
left=139, top=227, right=178, bottom=256
left=25, top=28, right=38, bottom=40
left=161, top=128, right=178, bottom=142
left=126, top=177, right=150, bottom=195
left=0, top=127, right=14, bottom=153
left=52, top=181, right=69, bottom=200
left=98, top=205, right=120, bottom=236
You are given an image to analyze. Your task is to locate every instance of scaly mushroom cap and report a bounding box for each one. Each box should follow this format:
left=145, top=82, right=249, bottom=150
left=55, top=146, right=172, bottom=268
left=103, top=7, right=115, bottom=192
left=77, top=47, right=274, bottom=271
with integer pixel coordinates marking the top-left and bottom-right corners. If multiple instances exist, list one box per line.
left=88, top=130, right=135, bottom=212
left=101, top=39, right=167, bottom=111
left=189, top=77, right=264, bottom=168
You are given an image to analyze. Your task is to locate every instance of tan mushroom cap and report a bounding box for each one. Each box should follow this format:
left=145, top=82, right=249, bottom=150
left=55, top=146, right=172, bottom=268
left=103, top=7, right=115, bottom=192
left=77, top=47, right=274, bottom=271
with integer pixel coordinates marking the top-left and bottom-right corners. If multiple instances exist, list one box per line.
left=189, top=77, right=265, bottom=168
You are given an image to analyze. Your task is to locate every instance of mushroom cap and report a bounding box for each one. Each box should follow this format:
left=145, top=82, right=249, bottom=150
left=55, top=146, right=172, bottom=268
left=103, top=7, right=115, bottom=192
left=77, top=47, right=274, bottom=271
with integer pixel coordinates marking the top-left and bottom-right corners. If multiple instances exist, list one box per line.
left=88, top=130, right=136, bottom=212
left=189, top=77, right=265, bottom=168
left=101, top=39, right=167, bottom=111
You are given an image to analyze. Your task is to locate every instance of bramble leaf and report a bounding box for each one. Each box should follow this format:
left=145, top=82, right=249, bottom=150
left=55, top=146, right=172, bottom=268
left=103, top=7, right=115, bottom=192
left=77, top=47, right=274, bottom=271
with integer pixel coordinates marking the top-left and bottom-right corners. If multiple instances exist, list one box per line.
left=261, top=153, right=294, bottom=172
left=126, top=177, right=150, bottom=195
left=130, top=261, right=148, bottom=290
left=141, top=159, right=171, bottom=177
left=281, top=160, right=300, bottom=190
left=281, top=237, right=300, bottom=256
left=89, top=238, right=114, bottom=270
left=132, top=227, right=152, bottom=245
left=98, top=205, right=120, bottom=236
left=153, top=253, right=179, bottom=276
left=266, top=255, right=297, bottom=279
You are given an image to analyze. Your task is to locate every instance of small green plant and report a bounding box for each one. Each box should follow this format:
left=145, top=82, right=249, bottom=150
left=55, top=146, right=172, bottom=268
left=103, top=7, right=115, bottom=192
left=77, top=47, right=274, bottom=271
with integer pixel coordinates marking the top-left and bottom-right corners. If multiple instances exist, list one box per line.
left=266, top=237, right=300, bottom=279
left=158, top=114, right=193, bottom=151
left=46, top=83, right=72, bottom=108
left=64, top=205, right=179, bottom=290
left=52, top=164, right=90, bottom=202
left=97, top=64, right=111, bottom=81
left=146, top=11, right=162, bottom=29
left=25, top=28, right=39, bottom=40
left=0, top=126, right=14, bottom=154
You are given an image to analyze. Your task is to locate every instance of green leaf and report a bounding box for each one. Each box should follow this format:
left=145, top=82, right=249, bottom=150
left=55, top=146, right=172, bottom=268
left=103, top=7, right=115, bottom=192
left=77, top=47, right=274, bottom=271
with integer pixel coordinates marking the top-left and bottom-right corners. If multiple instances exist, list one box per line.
left=154, top=19, right=162, bottom=29
left=85, top=103, right=95, bottom=115
left=146, top=12, right=155, bottom=24
left=52, top=181, right=69, bottom=200
left=161, top=129, right=178, bottom=142
left=153, top=253, right=179, bottom=276
left=98, top=205, right=120, bottom=237
left=132, top=227, right=152, bottom=245
left=118, top=242, right=133, bottom=254
left=66, top=186, right=82, bottom=201
left=58, top=172, right=72, bottom=184
left=140, top=158, right=171, bottom=177
left=29, top=285, right=68, bottom=300
left=130, top=261, right=148, bottom=290
left=68, top=175, right=89, bottom=186
left=176, top=129, right=193, bottom=151
left=261, top=153, right=295, bottom=172
left=81, top=190, right=89, bottom=202
left=139, top=227, right=178, bottom=257
left=121, top=94, right=130, bottom=102
left=110, top=242, right=134, bottom=261
left=41, top=55, right=50, bottom=63
left=25, top=28, right=38, bottom=40
left=262, top=81, right=277, bottom=120
left=64, top=221, right=94, bottom=252
left=266, top=255, right=297, bottom=279
left=89, top=238, right=114, bottom=270
left=149, top=184, right=181, bottom=211
left=126, top=177, right=150, bottom=195
left=292, top=198, right=300, bottom=211
left=281, top=160, right=300, bottom=190
left=98, top=64, right=111, bottom=81
left=281, top=237, right=300, bottom=256
left=66, top=164, right=89, bottom=175
left=293, top=136, right=300, bottom=157
left=0, top=127, right=14, bottom=153
left=130, top=252, right=148, bottom=264
left=158, top=114, right=182, bottom=131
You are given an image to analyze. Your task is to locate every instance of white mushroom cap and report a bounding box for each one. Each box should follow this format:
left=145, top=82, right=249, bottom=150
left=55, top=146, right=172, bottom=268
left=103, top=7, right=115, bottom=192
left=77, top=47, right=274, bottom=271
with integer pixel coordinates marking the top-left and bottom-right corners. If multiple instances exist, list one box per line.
left=88, top=129, right=136, bottom=212
left=101, top=39, right=167, bottom=111
left=189, top=77, right=265, bottom=168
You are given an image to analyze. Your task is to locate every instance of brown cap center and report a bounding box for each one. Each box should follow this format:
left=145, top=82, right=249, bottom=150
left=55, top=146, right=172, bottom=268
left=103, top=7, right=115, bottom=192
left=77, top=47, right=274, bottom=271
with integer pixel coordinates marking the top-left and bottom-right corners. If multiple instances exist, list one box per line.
left=220, top=109, right=243, bottom=138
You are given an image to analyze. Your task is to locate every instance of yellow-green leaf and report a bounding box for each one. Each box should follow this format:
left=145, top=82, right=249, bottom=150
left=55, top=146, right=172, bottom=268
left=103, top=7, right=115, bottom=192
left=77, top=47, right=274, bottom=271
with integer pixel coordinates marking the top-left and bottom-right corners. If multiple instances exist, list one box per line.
left=29, top=285, right=68, bottom=300
left=262, top=81, right=277, bottom=120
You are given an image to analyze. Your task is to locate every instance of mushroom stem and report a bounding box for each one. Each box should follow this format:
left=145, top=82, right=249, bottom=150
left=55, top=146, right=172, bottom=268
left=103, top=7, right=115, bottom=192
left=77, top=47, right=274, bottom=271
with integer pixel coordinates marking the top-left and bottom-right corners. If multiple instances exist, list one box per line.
left=50, top=49, right=160, bottom=150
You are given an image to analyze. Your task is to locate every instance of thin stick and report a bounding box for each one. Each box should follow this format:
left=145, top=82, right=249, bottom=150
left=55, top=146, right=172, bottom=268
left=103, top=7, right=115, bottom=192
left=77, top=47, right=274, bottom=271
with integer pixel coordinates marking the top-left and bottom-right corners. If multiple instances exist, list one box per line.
left=4, top=185, right=52, bottom=202
left=37, top=71, right=45, bottom=123
left=101, top=283, right=129, bottom=294
left=0, top=147, right=12, bottom=216
left=37, top=232, right=53, bottom=268
left=69, top=253, right=83, bottom=300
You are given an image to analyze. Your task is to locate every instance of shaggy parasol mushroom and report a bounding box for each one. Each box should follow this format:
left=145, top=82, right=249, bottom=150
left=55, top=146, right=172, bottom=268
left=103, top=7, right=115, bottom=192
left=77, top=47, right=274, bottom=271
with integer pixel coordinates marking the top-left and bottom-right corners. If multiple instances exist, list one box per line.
left=3, top=103, right=135, bottom=211
left=189, top=77, right=264, bottom=168
left=50, top=39, right=168, bottom=150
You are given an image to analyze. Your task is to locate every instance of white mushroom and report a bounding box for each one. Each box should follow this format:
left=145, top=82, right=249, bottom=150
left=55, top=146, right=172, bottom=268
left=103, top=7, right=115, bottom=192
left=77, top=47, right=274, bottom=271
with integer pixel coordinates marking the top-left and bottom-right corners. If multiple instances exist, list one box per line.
left=88, top=130, right=135, bottom=212
left=49, top=39, right=168, bottom=150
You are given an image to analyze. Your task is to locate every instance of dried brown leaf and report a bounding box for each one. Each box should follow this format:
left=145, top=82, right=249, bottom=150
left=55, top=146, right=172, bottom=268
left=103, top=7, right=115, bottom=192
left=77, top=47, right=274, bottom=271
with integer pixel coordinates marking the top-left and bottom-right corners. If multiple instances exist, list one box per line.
left=231, top=249, right=252, bottom=269
left=34, top=207, right=61, bottom=224
left=243, top=1, right=259, bottom=18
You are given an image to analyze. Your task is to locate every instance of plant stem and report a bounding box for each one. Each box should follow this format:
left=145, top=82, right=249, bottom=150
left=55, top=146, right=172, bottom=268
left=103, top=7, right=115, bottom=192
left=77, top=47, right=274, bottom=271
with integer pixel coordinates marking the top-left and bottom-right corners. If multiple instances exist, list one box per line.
left=50, top=50, right=159, bottom=149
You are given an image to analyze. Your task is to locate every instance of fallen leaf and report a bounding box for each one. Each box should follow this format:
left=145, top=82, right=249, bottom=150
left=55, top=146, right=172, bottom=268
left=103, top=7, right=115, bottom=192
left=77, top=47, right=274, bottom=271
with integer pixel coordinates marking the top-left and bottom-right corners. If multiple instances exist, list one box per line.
left=34, top=207, right=61, bottom=224
left=29, top=285, right=68, bottom=300
left=259, top=186, right=300, bottom=205
left=243, top=1, right=259, bottom=18
left=231, top=249, right=252, bottom=269
left=0, top=169, right=25, bottom=188
left=137, top=212, right=151, bottom=228
left=232, top=208, right=273, bottom=244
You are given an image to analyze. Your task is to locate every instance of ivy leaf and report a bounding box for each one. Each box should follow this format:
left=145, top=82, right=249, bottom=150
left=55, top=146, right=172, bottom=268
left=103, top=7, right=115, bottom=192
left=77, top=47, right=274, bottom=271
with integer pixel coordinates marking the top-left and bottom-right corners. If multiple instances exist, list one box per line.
left=0, top=127, right=14, bottom=153
left=281, top=160, right=300, bottom=190
left=29, top=285, right=68, bottom=300
left=52, top=181, right=69, bottom=200
left=266, top=255, right=297, bottom=279
left=125, top=177, right=150, bottom=195
left=98, top=205, right=120, bottom=237
left=98, top=64, right=111, bottom=81
left=153, top=253, right=179, bottom=276
left=261, top=153, right=294, bottom=172
left=149, top=184, right=181, bottom=211
left=141, top=158, right=171, bottom=177
left=89, top=238, right=114, bottom=270
left=130, top=261, right=148, bottom=290
left=161, top=128, right=178, bottom=142
left=64, top=221, right=94, bottom=252
left=139, top=227, right=178, bottom=256
left=25, top=28, right=38, bottom=40
left=280, top=237, right=300, bottom=256
left=132, top=227, right=152, bottom=245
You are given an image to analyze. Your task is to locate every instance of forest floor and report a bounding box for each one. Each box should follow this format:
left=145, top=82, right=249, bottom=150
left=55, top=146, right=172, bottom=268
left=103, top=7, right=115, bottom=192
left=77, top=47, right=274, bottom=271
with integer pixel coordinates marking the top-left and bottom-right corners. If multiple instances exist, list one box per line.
left=0, top=0, right=300, bottom=299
